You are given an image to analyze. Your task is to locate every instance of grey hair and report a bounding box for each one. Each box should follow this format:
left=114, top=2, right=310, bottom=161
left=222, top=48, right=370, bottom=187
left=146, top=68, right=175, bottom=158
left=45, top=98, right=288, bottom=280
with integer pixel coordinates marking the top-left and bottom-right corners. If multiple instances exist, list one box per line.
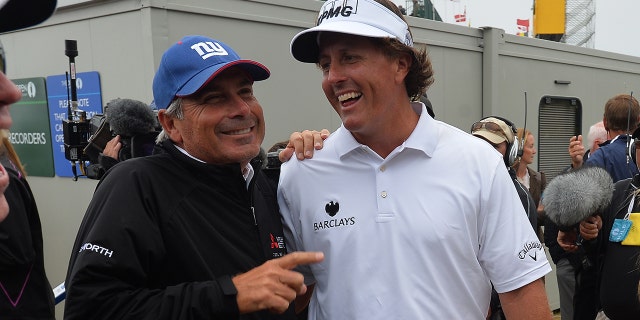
left=155, top=97, right=185, bottom=144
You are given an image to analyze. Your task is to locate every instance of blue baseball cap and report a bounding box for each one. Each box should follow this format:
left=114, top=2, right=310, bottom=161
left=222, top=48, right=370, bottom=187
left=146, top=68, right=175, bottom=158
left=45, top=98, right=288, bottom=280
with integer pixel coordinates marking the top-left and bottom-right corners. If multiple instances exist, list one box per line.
left=152, top=35, right=270, bottom=110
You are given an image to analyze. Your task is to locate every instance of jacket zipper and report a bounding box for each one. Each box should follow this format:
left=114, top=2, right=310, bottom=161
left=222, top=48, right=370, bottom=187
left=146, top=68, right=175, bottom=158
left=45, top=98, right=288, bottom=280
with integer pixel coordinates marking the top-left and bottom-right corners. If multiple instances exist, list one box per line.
left=249, top=178, right=257, bottom=226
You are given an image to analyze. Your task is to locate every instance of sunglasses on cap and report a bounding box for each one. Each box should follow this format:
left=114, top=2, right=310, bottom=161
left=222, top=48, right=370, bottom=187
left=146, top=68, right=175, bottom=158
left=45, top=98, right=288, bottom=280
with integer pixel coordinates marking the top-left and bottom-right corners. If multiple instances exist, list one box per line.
left=470, top=121, right=508, bottom=138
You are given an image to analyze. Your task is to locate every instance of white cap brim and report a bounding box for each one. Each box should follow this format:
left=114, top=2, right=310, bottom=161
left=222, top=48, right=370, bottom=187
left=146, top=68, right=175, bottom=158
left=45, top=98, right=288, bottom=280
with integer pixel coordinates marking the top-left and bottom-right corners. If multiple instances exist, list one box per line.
left=291, top=0, right=412, bottom=63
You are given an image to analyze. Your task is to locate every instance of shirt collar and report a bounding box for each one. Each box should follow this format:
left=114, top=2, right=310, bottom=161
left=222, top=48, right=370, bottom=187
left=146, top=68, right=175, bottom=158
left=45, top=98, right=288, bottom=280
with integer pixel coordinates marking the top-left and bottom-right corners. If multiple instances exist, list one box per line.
left=334, top=102, right=436, bottom=159
left=175, top=144, right=254, bottom=189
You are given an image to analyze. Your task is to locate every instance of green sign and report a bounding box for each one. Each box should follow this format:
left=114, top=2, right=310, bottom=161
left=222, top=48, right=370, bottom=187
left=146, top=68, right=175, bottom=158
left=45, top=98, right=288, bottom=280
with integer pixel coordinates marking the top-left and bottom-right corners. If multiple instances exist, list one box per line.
left=9, top=77, right=54, bottom=177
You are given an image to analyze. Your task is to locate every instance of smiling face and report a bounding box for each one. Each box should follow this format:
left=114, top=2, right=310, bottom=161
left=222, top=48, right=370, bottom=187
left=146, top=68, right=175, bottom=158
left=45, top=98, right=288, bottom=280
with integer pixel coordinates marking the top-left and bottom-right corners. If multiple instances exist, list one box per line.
left=317, top=32, right=411, bottom=142
left=160, top=67, right=265, bottom=166
left=520, top=133, right=536, bottom=165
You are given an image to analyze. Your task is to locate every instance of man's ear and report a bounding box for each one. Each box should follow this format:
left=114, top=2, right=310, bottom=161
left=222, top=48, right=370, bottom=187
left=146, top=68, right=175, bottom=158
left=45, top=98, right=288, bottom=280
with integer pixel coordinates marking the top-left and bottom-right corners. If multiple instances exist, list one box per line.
left=158, top=109, right=183, bottom=144
left=394, top=52, right=412, bottom=84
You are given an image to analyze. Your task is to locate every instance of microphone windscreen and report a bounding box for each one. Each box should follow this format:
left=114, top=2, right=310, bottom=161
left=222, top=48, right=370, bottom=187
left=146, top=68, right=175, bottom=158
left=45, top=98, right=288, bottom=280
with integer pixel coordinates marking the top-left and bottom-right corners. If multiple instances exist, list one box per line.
left=105, top=98, right=157, bottom=137
left=542, top=166, right=614, bottom=228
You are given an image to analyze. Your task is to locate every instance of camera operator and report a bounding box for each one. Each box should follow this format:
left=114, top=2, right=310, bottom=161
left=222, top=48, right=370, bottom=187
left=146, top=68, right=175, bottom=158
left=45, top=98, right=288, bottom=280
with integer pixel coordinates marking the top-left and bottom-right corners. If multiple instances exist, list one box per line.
left=87, top=98, right=159, bottom=178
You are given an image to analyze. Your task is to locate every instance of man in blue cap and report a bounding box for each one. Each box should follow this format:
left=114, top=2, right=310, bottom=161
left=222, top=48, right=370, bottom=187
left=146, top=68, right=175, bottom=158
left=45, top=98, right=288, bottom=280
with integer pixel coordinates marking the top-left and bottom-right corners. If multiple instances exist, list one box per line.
left=64, top=35, right=323, bottom=320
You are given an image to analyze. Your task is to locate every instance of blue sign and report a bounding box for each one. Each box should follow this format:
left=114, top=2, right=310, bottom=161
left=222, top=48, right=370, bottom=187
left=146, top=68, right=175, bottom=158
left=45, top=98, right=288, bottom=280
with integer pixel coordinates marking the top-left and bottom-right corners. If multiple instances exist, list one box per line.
left=46, top=71, right=102, bottom=177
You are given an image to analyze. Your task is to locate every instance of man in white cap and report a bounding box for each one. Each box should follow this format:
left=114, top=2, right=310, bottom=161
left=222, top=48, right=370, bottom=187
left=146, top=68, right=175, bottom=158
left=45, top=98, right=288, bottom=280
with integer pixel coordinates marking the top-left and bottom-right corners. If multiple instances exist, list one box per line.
left=279, top=0, right=552, bottom=319
left=64, top=35, right=323, bottom=320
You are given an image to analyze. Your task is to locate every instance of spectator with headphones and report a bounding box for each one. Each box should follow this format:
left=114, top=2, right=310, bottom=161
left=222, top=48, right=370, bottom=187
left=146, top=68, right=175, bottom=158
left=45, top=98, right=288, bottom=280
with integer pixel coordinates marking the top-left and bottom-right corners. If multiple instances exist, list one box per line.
left=471, top=117, right=537, bottom=230
left=571, top=94, right=640, bottom=182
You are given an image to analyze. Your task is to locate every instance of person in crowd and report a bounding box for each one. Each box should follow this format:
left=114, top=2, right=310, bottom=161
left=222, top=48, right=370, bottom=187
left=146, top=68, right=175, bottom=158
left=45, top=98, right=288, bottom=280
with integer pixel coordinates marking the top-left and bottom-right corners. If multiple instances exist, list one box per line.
left=559, top=95, right=640, bottom=319
left=546, top=121, right=609, bottom=320
left=397, top=5, right=407, bottom=15
left=279, top=0, right=552, bottom=319
left=570, top=126, right=640, bottom=320
left=568, top=121, right=609, bottom=170
left=87, top=98, right=159, bottom=178
left=0, top=0, right=57, bottom=317
left=571, top=94, right=640, bottom=181
left=64, top=35, right=323, bottom=320
left=472, top=117, right=537, bottom=231
left=513, top=128, right=546, bottom=240
left=0, top=130, right=56, bottom=318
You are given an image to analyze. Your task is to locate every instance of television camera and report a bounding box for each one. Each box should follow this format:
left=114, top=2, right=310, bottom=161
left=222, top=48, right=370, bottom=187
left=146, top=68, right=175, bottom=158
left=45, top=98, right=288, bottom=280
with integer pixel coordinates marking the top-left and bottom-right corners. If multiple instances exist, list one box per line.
left=61, top=40, right=159, bottom=180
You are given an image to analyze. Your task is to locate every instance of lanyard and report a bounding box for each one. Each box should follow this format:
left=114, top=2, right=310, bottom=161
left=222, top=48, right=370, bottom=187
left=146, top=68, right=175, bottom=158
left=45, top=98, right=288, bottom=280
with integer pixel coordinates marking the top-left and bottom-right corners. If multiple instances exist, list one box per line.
left=626, top=192, right=636, bottom=220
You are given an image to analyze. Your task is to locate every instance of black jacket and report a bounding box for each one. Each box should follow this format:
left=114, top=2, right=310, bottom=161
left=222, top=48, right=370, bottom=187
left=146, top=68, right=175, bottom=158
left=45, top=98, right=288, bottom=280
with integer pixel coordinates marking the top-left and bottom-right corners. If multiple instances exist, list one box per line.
left=65, top=140, right=294, bottom=320
left=509, top=168, right=537, bottom=231
left=0, top=157, right=55, bottom=319
left=592, top=176, right=640, bottom=319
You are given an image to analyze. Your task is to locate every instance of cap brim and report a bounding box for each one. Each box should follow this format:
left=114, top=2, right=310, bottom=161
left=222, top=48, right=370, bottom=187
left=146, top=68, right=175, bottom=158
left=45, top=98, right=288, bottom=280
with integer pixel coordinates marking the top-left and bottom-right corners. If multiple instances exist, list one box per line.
left=291, top=21, right=397, bottom=63
left=472, top=131, right=507, bottom=145
left=0, top=0, right=57, bottom=33
left=176, top=60, right=270, bottom=97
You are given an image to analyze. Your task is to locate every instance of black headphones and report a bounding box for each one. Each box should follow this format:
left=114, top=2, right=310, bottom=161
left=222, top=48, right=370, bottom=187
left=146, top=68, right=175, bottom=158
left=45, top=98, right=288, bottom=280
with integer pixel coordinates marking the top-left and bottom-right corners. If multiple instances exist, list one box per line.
left=478, top=116, right=520, bottom=167
left=627, top=128, right=640, bottom=166
left=625, top=95, right=638, bottom=166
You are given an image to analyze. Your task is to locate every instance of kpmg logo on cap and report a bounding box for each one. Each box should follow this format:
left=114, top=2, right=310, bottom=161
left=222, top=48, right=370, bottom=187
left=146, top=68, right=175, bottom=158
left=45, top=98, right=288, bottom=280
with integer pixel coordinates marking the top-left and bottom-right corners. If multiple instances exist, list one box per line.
left=317, top=0, right=357, bottom=25
left=190, top=41, right=229, bottom=60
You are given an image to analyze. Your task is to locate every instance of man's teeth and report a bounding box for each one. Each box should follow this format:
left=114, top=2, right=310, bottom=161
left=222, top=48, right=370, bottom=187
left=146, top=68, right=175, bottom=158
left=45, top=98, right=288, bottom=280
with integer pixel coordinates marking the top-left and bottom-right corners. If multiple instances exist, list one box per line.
left=228, top=128, right=251, bottom=135
left=338, top=92, right=361, bottom=102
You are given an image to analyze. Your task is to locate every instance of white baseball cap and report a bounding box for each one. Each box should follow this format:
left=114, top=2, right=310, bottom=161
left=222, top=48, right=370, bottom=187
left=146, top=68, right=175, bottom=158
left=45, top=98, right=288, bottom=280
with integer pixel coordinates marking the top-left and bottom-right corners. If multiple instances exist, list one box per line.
left=290, top=0, right=413, bottom=63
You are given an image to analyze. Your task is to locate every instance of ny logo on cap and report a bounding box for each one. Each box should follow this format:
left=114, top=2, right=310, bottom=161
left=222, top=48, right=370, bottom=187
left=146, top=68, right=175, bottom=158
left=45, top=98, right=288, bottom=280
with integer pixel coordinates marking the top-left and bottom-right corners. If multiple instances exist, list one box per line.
left=190, top=42, right=228, bottom=60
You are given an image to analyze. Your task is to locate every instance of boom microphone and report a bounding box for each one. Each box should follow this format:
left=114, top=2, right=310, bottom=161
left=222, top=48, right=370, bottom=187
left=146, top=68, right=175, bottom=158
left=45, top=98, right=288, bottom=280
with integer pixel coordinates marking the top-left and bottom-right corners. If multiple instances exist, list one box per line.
left=542, top=166, right=614, bottom=229
left=105, top=98, right=157, bottom=137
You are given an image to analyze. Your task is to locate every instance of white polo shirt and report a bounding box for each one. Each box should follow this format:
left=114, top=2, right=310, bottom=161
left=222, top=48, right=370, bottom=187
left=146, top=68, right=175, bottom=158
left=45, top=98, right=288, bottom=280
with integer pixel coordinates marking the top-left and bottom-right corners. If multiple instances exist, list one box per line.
left=278, top=103, right=551, bottom=320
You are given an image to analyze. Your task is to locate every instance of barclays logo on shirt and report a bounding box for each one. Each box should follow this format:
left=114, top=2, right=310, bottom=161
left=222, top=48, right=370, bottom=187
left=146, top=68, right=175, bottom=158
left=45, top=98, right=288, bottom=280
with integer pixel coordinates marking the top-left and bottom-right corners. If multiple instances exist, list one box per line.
left=313, top=200, right=356, bottom=231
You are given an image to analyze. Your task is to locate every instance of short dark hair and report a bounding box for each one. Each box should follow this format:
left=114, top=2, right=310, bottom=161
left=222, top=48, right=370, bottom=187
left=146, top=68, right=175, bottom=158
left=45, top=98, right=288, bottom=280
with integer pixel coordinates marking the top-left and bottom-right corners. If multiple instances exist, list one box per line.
left=603, top=94, right=640, bottom=132
left=372, top=0, right=435, bottom=100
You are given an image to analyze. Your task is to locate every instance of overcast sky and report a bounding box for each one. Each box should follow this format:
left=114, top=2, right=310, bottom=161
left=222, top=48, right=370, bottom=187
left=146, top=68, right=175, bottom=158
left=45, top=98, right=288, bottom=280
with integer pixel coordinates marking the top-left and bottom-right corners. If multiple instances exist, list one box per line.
left=392, top=0, right=640, bottom=58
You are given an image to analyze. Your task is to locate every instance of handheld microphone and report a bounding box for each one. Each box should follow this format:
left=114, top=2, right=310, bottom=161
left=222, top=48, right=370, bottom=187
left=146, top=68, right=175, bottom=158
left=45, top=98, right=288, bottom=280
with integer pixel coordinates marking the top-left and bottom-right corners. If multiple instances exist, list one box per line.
left=542, top=166, right=614, bottom=229
left=65, top=39, right=78, bottom=118
left=105, top=98, right=157, bottom=137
